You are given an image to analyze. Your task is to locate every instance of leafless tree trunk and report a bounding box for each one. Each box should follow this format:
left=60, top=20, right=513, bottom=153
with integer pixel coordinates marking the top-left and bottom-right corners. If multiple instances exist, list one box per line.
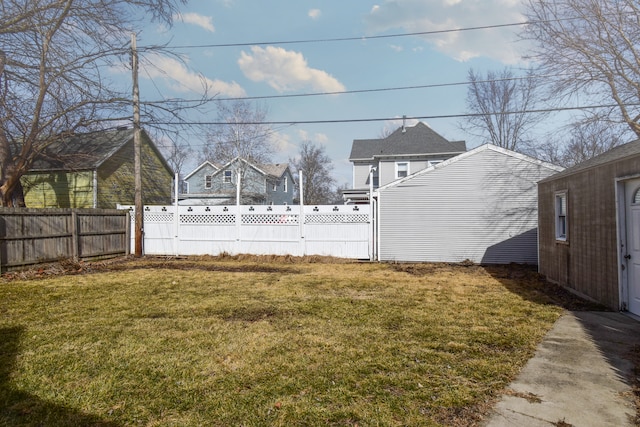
left=524, top=0, right=640, bottom=138
left=290, top=141, right=336, bottom=205
left=201, top=100, right=275, bottom=166
left=462, top=68, right=546, bottom=153
left=0, top=0, right=207, bottom=206
left=200, top=100, right=276, bottom=201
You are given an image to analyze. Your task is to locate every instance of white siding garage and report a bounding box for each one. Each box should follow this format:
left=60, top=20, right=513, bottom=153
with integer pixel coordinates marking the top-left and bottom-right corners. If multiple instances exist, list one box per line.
left=377, top=144, right=562, bottom=264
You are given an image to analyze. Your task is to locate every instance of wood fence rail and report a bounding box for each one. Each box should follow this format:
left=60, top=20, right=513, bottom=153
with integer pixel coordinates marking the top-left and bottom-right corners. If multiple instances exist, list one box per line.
left=0, top=208, right=130, bottom=271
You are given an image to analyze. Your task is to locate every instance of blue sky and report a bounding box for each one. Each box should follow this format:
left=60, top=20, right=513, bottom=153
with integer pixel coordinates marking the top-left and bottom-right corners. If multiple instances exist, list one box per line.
left=134, top=0, right=530, bottom=185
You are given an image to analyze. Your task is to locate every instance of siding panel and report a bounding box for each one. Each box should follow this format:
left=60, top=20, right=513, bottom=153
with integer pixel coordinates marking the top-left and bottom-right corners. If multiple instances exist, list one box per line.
left=379, top=146, right=559, bottom=264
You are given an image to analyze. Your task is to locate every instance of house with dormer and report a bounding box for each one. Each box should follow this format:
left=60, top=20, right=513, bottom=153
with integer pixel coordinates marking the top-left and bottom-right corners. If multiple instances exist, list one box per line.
left=181, top=157, right=294, bottom=205
left=343, top=122, right=466, bottom=203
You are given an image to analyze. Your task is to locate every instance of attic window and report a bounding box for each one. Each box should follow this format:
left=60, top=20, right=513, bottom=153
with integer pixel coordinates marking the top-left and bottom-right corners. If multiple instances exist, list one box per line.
left=223, top=170, right=232, bottom=183
left=205, top=175, right=212, bottom=189
left=396, top=162, right=409, bottom=178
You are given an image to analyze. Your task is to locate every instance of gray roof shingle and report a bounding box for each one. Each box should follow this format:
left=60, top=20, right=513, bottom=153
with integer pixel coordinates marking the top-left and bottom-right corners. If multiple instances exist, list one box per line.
left=349, top=122, right=466, bottom=160
left=30, top=128, right=135, bottom=171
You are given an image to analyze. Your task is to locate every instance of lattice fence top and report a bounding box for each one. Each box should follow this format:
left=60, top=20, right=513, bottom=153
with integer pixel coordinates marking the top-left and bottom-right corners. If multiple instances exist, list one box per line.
left=143, top=213, right=174, bottom=223
left=305, top=214, right=370, bottom=224
left=241, top=214, right=300, bottom=225
left=180, top=214, right=236, bottom=225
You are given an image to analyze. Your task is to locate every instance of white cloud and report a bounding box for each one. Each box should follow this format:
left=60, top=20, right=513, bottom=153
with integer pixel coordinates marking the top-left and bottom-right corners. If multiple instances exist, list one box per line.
left=238, top=46, right=346, bottom=93
left=297, top=130, right=329, bottom=144
left=270, top=131, right=298, bottom=159
left=143, top=54, right=246, bottom=97
left=364, top=0, right=527, bottom=64
left=174, top=12, right=215, bottom=32
left=308, top=9, right=322, bottom=20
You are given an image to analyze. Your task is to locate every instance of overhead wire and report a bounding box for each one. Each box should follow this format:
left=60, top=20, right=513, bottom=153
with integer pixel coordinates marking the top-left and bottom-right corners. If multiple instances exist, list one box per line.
left=142, top=103, right=637, bottom=127
left=158, top=21, right=529, bottom=49
left=134, top=16, right=630, bottom=127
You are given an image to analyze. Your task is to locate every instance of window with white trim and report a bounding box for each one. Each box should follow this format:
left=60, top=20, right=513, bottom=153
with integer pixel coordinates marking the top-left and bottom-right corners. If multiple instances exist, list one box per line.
left=223, top=170, right=232, bottom=183
left=283, top=177, right=288, bottom=192
left=204, top=175, right=212, bottom=189
left=396, top=162, right=409, bottom=178
left=555, top=192, right=567, bottom=241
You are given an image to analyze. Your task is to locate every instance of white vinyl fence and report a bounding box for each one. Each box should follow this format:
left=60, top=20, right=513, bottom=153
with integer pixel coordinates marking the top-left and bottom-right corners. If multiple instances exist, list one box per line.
left=120, top=204, right=372, bottom=259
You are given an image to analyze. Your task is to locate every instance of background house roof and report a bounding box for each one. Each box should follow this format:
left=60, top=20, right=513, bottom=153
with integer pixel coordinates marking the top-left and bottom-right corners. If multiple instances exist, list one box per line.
left=185, top=157, right=290, bottom=180
left=349, top=122, right=466, bottom=161
left=539, top=139, right=640, bottom=182
left=29, top=127, right=173, bottom=174
left=258, top=163, right=290, bottom=178
left=183, top=161, right=219, bottom=180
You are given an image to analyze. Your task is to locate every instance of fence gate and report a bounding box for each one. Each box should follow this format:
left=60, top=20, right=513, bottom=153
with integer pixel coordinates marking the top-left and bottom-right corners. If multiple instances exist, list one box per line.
left=122, top=204, right=372, bottom=260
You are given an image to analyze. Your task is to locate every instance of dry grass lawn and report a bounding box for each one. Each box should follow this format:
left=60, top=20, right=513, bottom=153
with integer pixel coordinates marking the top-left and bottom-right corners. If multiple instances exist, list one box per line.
left=0, top=256, right=594, bottom=426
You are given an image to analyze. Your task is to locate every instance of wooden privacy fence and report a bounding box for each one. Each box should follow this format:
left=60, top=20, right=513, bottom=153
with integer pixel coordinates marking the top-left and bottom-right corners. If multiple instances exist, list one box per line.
left=121, top=204, right=373, bottom=260
left=0, top=208, right=130, bottom=271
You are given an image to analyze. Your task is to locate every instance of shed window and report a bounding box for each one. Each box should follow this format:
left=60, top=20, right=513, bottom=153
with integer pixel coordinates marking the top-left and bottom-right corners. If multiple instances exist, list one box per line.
left=223, top=170, right=232, bottom=183
left=555, top=192, right=567, bottom=241
left=204, top=175, right=212, bottom=189
left=396, top=162, right=409, bottom=178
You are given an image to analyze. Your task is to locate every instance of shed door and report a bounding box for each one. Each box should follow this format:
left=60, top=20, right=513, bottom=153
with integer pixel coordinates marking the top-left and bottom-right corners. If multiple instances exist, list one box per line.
left=625, top=179, right=640, bottom=315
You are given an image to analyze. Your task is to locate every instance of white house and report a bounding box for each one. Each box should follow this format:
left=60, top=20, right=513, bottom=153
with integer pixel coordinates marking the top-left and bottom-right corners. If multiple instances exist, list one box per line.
left=376, top=144, right=563, bottom=264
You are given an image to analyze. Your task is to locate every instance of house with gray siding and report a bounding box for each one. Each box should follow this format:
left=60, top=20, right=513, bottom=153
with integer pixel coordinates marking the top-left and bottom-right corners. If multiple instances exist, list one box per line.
left=538, top=139, right=640, bottom=315
left=344, top=122, right=466, bottom=203
left=181, top=157, right=294, bottom=205
left=376, top=144, right=562, bottom=264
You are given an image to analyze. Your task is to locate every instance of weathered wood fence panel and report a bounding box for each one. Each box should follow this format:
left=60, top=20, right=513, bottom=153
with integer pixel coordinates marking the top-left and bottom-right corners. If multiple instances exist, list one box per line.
left=122, top=204, right=371, bottom=259
left=0, top=208, right=130, bottom=271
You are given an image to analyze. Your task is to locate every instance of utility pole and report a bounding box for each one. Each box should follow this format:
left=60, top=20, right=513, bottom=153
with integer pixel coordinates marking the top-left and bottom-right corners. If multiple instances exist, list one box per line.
left=131, top=33, right=143, bottom=257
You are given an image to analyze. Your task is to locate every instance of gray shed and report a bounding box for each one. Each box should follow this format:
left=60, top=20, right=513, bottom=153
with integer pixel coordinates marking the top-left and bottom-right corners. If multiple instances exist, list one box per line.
left=376, top=144, right=562, bottom=264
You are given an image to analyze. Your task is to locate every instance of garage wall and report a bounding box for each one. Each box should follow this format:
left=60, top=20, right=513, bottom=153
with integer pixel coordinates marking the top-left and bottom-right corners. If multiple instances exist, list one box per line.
left=378, top=145, right=561, bottom=264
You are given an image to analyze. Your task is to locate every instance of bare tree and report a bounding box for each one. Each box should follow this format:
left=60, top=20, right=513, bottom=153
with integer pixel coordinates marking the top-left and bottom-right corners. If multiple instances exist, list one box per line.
left=290, top=141, right=336, bottom=205
left=201, top=100, right=275, bottom=166
left=524, top=0, right=640, bottom=137
left=0, top=0, right=202, bottom=206
left=158, top=137, right=192, bottom=178
left=462, top=67, right=546, bottom=153
left=536, top=117, right=630, bottom=167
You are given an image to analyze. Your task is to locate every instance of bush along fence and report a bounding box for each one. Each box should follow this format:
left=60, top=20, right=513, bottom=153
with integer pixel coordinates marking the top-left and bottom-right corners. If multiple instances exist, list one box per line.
left=120, top=204, right=373, bottom=260
left=0, top=208, right=130, bottom=271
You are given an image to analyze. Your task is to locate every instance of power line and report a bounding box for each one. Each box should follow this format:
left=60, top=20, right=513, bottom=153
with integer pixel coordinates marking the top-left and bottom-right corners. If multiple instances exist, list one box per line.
left=143, top=103, right=636, bottom=127
left=141, top=74, right=551, bottom=105
left=158, top=21, right=527, bottom=49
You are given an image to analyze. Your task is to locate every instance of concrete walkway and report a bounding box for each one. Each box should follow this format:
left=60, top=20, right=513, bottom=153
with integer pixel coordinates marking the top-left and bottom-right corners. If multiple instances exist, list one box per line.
left=484, top=311, right=640, bottom=427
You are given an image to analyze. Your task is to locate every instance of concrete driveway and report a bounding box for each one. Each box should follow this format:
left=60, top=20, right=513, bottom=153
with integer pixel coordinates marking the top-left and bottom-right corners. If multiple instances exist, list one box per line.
left=484, top=311, right=640, bottom=427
